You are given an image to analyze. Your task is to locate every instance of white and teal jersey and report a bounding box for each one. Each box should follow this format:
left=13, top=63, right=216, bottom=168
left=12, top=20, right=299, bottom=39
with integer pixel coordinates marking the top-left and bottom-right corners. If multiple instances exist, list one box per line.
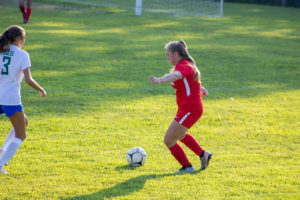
left=0, top=45, right=31, bottom=105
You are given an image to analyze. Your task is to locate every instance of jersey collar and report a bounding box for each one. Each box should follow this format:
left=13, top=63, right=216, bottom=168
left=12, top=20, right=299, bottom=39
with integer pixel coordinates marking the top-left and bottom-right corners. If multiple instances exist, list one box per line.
left=9, top=44, right=19, bottom=50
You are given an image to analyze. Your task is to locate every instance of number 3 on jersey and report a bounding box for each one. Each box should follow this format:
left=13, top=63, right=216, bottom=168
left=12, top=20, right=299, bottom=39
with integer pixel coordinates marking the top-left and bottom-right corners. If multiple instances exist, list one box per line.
left=1, top=56, right=11, bottom=75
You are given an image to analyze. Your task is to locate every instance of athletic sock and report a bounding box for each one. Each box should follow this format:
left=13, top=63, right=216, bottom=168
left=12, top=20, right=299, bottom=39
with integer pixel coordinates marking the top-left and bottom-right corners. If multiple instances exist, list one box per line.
left=200, top=151, right=205, bottom=157
left=180, top=133, right=203, bottom=156
left=169, top=143, right=190, bottom=167
left=25, top=8, right=32, bottom=22
left=0, top=128, right=15, bottom=152
left=0, top=138, right=23, bottom=167
left=19, top=5, right=25, bottom=14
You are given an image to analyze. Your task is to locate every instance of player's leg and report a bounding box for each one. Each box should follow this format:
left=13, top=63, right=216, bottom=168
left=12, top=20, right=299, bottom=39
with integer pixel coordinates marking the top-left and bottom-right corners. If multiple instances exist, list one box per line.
left=8, top=111, right=27, bottom=140
left=164, top=120, right=188, bottom=148
left=25, top=0, right=32, bottom=24
left=180, top=133, right=204, bottom=156
left=164, top=120, right=195, bottom=173
left=0, top=115, right=28, bottom=161
left=178, top=110, right=213, bottom=170
left=0, top=128, right=15, bottom=155
left=181, top=133, right=212, bottom=170
left=177, top=111, right=204, bottom=156
left=19, top=0, right=26, bottom=23
left=0, top=111, right=26, bottom=172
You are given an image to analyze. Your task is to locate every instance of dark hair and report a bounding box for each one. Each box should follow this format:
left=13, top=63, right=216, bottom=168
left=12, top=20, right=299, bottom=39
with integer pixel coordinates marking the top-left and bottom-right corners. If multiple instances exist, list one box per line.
left=0, top=25, right=26, bottom=53
left=165, top=40, right=200, bottom=81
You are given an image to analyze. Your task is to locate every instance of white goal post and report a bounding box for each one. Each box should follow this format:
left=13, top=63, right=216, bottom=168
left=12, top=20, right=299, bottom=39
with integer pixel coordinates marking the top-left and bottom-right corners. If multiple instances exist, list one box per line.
left=135, top=0, right=224, bottom=17
left=136, top=0, right=143, bottom=16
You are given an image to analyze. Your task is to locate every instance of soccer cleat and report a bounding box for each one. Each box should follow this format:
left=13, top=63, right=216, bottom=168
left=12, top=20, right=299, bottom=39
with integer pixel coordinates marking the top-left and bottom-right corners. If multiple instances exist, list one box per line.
left=0, top=167, right=9, bottom=174
left=175, top=164, right=195, bottom=173
left=200, top=151, right=212, bottom=170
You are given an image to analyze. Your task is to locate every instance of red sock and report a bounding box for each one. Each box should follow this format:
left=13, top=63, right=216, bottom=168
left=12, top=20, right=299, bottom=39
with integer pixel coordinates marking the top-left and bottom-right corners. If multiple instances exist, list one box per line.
left=19, top=5, right=25, bottom=14
left=169, top=143, right=190, bottom=167
left=180, top=133, right=203, bottom=156
left=25, top=8, right=32, bottom=22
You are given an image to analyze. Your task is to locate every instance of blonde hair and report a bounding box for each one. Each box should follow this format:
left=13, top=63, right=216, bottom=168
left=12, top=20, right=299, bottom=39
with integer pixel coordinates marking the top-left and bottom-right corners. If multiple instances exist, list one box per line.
left=165, top=40, right=200, bottom=81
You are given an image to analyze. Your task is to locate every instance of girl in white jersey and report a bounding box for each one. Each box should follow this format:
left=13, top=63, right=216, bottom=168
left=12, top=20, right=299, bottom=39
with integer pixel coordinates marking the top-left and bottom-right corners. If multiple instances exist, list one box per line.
left=0, top=25, right=46, bottom=174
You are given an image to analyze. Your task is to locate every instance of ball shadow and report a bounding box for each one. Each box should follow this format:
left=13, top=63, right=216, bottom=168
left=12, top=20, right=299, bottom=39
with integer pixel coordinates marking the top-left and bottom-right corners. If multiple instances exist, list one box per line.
left=115, top=164, right=139, bottom=171
left=61, top=170, right=202, bottom=200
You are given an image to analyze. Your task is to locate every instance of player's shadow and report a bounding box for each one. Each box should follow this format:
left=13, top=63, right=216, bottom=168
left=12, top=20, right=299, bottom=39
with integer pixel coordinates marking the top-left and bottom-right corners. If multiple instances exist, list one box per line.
left=61, top=169, right=201, bottom=200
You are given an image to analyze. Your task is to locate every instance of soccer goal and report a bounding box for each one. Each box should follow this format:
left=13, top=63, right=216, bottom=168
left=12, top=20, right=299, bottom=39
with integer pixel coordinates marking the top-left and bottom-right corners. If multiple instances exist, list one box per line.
left=40, top=0, right=223, bottom=17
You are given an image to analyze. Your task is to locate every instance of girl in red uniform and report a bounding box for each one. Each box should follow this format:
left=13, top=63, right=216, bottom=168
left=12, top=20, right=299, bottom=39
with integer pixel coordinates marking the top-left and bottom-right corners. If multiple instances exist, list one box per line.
left=150, top=40, right=212, bottom=173
left=19, top=0, right=32, bottom=24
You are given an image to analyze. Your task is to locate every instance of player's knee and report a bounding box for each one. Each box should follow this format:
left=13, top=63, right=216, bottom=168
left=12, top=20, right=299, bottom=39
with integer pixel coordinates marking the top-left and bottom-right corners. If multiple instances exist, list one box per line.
left=164, top=135, right=173, bottom=147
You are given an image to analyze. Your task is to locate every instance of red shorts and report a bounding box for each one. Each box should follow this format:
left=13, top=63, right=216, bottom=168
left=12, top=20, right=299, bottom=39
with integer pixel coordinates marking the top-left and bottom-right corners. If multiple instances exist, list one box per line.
left=174, top=105, right=203, bottom=129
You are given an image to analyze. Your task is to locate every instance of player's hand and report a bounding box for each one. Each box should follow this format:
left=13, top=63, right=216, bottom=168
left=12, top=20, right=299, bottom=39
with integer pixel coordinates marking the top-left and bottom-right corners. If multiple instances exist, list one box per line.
left=39, top=90, right=47, bottom=97
left=201, top=87, right=208, bottom=98
left=149, top=76, right=160, bottom=84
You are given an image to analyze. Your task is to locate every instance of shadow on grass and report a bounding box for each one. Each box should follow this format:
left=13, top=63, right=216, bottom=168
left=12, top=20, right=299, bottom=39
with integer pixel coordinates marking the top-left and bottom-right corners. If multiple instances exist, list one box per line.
left=115, top=164, right=138, bottom=171
left=61, top=170, right=202, bottom=200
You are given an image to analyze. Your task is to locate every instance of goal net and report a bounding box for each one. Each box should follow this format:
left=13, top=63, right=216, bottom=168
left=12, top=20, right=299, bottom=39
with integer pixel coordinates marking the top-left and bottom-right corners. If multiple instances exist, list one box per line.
left=137, top=0, right=223, bottom=17
left=39, top=0, right=223, bottom=17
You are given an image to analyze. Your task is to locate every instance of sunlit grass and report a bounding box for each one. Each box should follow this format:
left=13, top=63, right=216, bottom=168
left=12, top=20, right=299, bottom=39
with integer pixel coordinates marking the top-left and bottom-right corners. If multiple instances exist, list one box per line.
left=35, top=21, right=73, bottom=27
left=0, top=1, right=299, bottom=199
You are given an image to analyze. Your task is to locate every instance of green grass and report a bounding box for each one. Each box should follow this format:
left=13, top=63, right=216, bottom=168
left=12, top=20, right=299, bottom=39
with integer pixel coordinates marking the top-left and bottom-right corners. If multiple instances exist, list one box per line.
left=0, top=1, right=299, bottom=199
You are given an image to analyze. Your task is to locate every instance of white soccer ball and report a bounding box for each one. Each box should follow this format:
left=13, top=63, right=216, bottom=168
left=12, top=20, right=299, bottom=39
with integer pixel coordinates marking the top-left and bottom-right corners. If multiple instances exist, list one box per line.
left=127, top=147, right=146, bottom=167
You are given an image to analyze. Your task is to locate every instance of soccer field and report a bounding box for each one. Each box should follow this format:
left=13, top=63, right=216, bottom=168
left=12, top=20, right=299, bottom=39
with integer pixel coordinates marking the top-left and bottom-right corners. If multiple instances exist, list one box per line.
left=0, top=0, right=299, bottom=199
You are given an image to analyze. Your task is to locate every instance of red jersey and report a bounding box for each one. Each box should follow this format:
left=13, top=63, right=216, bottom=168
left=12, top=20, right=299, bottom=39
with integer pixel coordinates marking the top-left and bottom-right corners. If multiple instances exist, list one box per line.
left=171, top=59, right=202, bottom=108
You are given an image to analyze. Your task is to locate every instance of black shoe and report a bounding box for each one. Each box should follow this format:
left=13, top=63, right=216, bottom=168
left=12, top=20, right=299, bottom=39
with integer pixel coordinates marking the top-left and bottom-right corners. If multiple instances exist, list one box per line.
left=175, top=164, right=195, bottom=173
left=200, top=151, right=212, bottom=170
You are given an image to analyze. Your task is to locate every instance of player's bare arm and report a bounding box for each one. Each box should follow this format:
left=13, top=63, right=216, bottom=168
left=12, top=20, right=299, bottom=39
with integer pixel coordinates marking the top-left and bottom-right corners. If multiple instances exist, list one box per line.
left=23, top=68, right=47, bottom=97
left=150, top=71, right=182, bottom=84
